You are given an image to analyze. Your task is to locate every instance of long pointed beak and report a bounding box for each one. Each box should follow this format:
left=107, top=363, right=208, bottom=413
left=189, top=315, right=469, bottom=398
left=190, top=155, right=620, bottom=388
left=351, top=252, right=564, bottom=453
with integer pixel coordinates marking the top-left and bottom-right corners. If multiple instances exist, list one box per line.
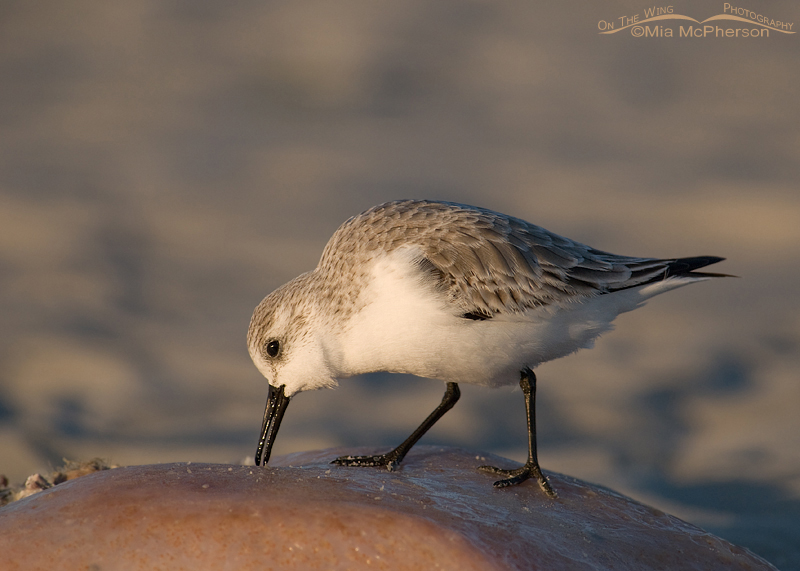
left=254, top=384, right=290, bottom=466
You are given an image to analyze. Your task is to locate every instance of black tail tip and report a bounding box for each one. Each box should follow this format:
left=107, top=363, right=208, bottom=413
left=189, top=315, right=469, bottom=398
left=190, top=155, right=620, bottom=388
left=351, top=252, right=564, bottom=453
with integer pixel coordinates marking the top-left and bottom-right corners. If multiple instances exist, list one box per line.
left=667, top=256, right=731, bottom=278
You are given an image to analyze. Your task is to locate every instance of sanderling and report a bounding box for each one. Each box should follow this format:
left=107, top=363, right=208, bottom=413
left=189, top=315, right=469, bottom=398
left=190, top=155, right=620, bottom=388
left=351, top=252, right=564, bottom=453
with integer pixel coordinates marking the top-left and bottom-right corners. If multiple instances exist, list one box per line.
left=247, top=200, right=727, bottom=496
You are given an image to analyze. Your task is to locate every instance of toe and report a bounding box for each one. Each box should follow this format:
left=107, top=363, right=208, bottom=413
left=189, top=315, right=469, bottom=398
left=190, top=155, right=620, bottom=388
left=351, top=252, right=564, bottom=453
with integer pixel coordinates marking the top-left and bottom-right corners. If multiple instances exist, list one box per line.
left=477, top=465, right=508, bottom=475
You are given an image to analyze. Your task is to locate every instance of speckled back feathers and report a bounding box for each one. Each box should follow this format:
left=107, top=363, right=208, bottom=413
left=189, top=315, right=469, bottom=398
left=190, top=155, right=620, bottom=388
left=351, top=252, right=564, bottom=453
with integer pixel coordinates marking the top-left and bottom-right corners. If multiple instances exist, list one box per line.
left=315, top=200, right=688, bottom=320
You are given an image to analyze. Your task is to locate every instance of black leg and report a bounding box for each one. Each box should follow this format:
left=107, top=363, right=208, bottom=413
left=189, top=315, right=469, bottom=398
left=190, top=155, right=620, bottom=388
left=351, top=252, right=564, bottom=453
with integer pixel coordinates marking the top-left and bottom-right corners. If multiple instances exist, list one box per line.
left=332, top=382, right=461, bottom=471
left=478, top=368, right=557, bottom=497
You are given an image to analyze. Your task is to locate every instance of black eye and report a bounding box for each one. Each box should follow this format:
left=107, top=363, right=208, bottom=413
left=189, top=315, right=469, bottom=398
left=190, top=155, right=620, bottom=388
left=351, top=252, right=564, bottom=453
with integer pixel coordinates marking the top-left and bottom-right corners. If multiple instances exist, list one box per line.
left=265, top=340, right=281, bottom=358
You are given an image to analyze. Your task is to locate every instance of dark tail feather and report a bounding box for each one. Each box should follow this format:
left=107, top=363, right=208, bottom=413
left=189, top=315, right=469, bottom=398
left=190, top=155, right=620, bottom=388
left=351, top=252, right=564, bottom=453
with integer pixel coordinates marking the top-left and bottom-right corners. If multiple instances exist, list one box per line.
left=607, top=255, right=731, bottom=294
left=665, top=256, right=733, bottom=278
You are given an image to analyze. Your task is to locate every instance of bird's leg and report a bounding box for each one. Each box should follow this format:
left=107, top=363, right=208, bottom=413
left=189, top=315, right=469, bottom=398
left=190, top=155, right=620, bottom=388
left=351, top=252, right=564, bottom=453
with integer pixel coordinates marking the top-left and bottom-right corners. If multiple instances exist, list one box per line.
left=332, top=382, right=460, bottom=471
left=478, top=368, right=557, bottom=497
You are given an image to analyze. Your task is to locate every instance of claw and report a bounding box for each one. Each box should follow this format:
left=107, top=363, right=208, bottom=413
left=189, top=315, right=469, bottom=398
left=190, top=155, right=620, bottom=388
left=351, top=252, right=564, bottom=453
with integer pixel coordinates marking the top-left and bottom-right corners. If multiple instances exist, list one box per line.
left=478, top=462, right=557, bottom=497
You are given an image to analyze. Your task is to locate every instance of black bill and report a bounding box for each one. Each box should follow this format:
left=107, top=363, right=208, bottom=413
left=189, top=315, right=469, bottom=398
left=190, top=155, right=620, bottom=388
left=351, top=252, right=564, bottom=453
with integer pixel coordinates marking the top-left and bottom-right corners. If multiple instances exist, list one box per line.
left=254, top=384, right=290, bottom=466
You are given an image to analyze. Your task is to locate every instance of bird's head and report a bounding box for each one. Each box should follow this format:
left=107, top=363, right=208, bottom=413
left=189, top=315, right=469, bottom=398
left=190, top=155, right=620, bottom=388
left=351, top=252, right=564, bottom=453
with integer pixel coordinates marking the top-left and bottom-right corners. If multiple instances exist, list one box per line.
left=247, top=274, right=339, bottom=466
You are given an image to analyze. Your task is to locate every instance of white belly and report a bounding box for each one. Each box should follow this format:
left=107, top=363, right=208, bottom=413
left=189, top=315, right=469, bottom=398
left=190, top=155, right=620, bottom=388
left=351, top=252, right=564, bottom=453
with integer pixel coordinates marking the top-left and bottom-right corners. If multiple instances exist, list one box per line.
left=334, top=250, right=701, bottom=387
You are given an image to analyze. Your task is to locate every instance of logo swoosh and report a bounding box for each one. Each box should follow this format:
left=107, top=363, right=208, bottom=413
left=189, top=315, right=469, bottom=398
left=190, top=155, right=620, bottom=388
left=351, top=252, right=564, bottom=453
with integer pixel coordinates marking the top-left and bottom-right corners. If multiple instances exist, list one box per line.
left=601, top=12, right=796, bottom=35
left=700, top=14, right=795, bottom=33
left=599, top=14, right=700, bottom=34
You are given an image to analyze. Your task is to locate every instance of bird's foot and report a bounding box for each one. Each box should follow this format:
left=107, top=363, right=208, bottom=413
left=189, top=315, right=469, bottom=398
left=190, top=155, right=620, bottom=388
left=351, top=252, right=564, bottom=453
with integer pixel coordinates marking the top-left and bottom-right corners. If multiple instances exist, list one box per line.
left=478, top=462, right=557, bottom=497
left=331, top=451, right=401, bottom=472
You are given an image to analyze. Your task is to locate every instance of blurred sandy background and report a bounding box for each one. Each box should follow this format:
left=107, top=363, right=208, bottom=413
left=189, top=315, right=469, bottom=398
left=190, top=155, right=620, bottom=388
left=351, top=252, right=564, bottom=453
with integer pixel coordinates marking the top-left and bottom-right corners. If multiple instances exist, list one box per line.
left=1, top=0, right=798, bottom=567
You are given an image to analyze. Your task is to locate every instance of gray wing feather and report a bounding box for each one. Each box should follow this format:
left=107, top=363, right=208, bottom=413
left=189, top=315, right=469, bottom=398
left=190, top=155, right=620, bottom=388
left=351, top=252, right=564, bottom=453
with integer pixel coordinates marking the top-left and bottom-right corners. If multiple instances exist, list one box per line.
left=321, top=200, right=704, bottom=319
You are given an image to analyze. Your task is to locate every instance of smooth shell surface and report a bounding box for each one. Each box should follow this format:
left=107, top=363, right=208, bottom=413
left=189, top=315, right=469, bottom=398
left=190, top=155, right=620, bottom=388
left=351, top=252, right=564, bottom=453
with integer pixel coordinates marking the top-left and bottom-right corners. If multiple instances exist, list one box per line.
left=0, top=447, right=776, bottom=570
